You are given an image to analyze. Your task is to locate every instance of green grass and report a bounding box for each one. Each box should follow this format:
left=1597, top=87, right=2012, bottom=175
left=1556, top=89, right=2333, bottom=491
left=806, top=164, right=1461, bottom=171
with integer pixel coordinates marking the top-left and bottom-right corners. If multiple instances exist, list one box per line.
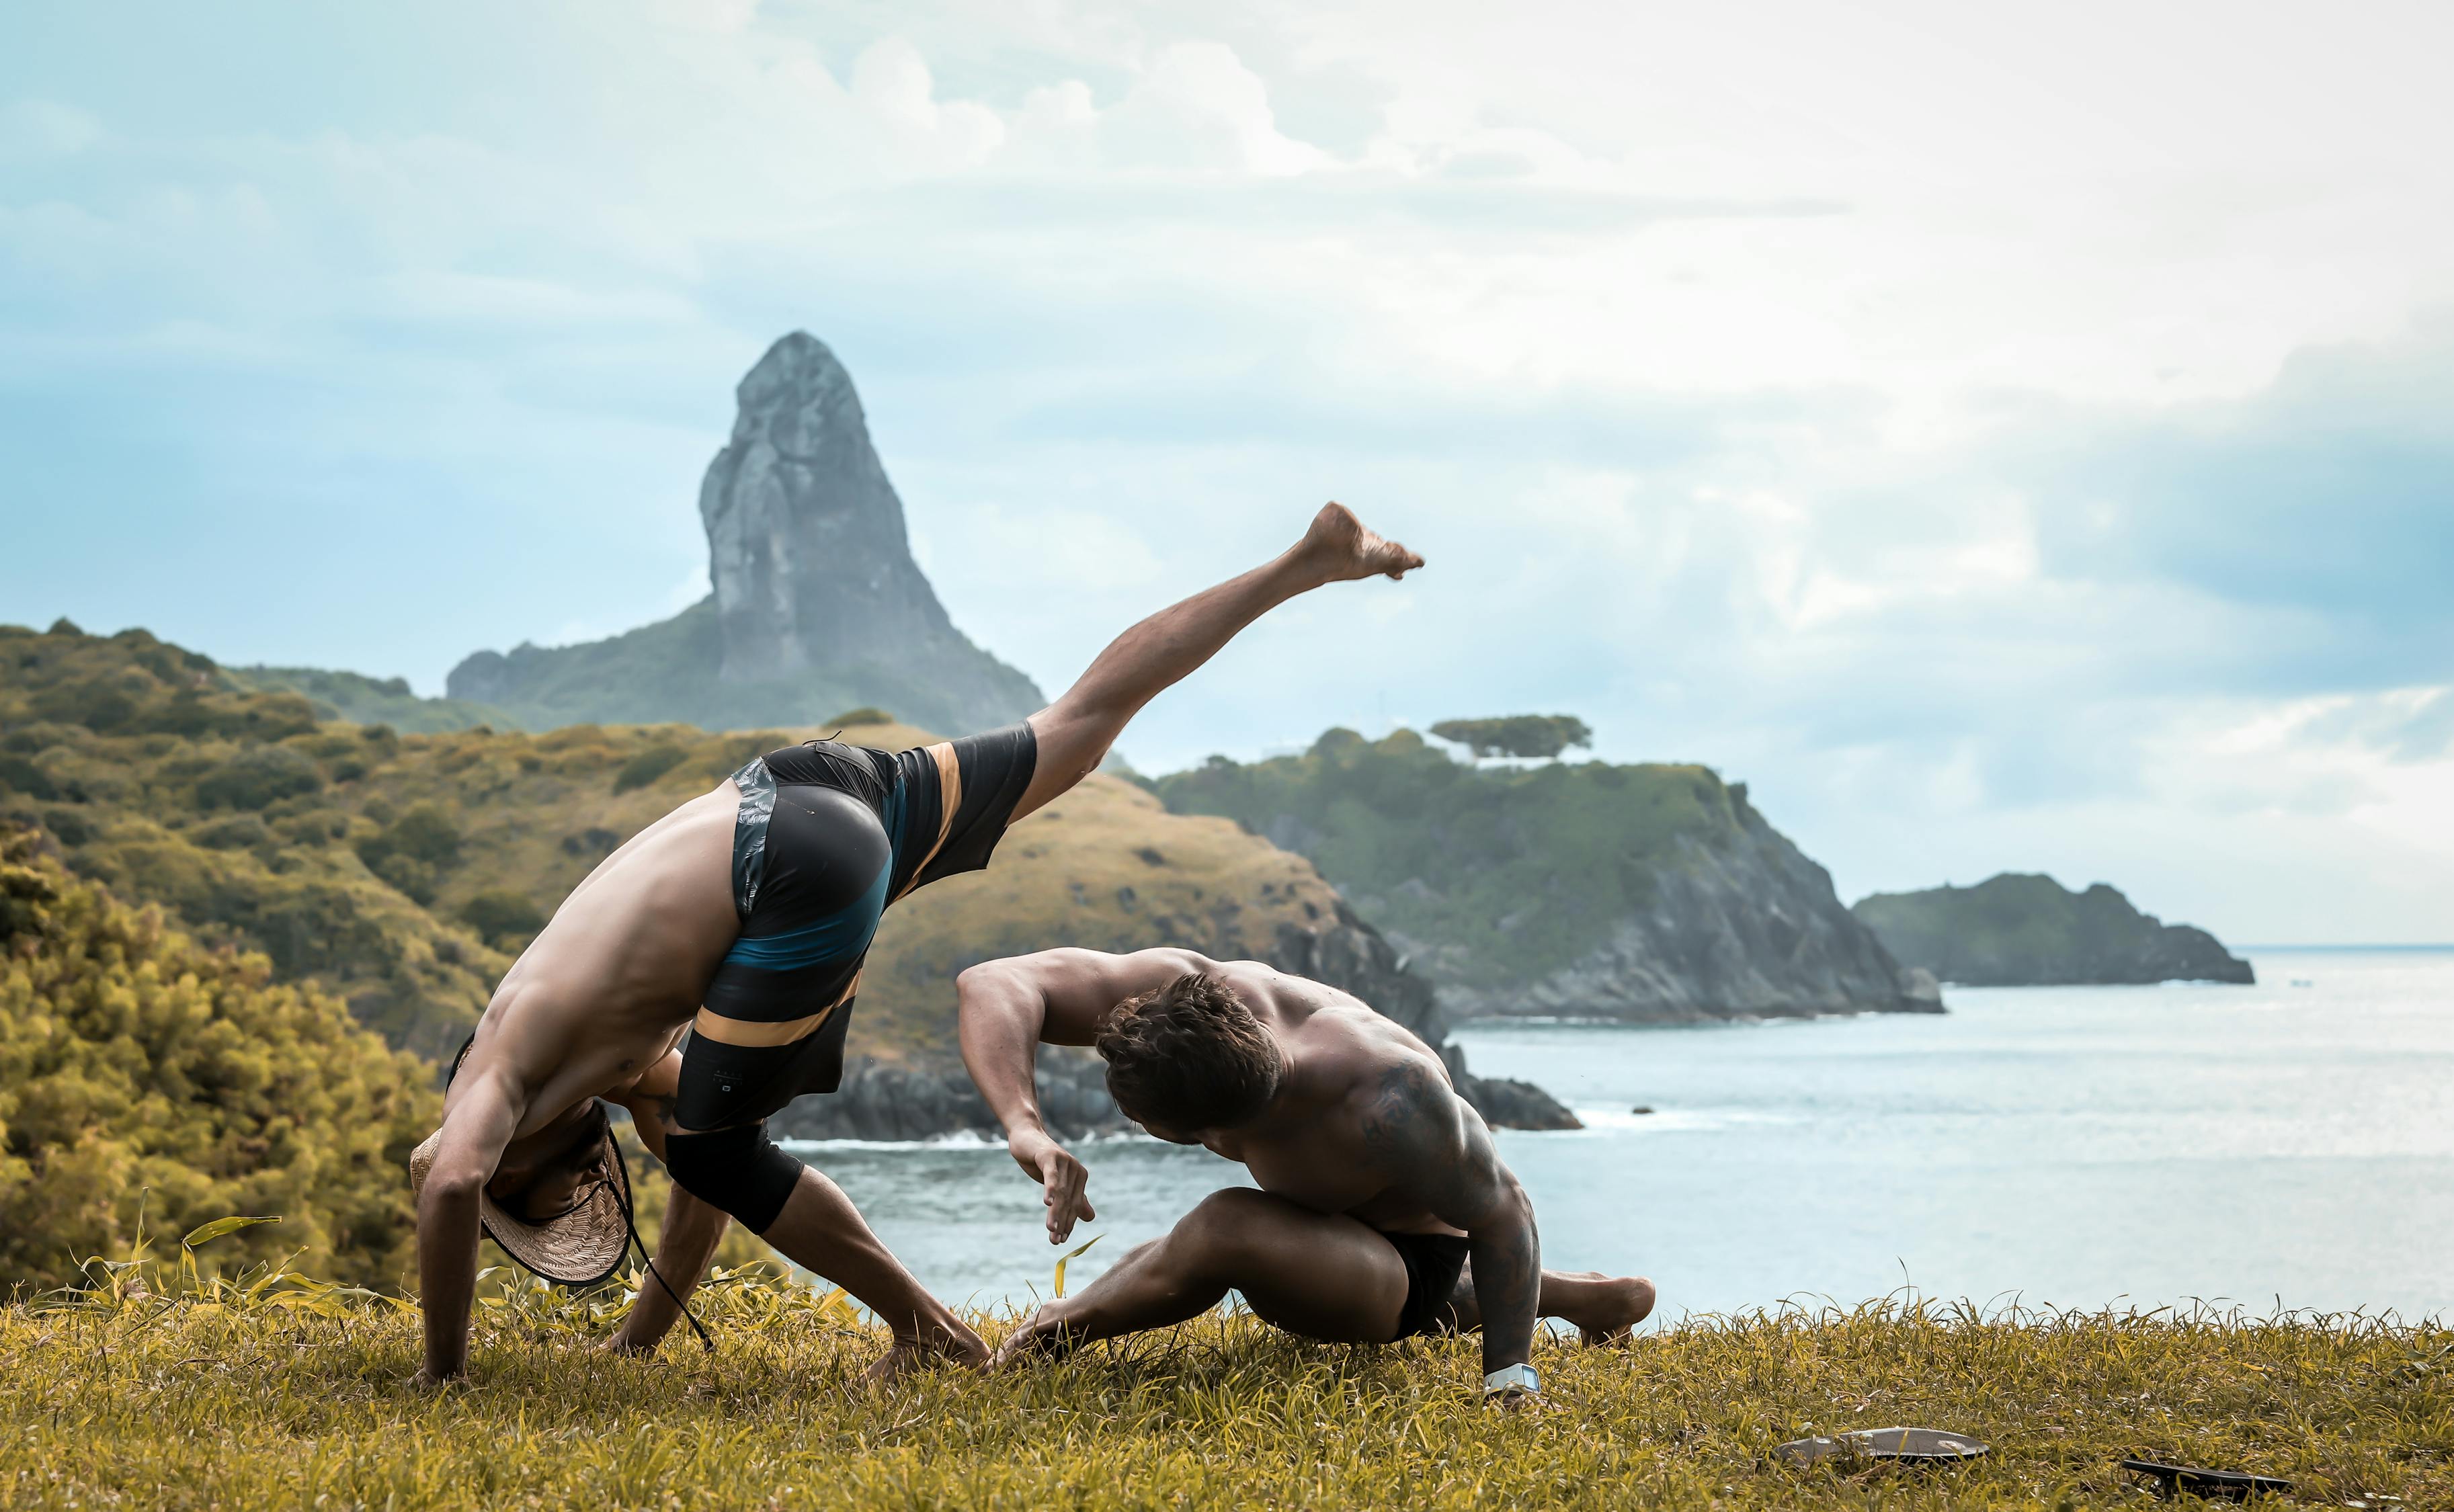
left=3, top=1269, right=2443, bottom=1509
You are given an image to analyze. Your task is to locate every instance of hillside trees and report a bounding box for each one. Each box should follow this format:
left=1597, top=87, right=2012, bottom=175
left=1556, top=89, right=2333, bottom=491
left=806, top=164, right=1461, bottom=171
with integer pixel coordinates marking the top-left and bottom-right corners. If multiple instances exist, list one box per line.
left=0, top=831, right=438, bottom=1290
left=1428, top=714, right=1594, bottom=760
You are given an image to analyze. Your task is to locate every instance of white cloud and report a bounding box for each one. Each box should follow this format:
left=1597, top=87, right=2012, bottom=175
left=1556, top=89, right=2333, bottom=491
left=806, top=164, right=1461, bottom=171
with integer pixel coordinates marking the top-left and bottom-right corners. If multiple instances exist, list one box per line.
left=5, top=0, right=2451, bottom=941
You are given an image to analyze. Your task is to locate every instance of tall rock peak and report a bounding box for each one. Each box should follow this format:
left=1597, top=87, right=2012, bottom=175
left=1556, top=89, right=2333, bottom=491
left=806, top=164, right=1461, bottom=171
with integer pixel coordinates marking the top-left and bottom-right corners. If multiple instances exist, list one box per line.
left=702, top=333, right=967, bottom=685
left=446, top=331, right=1043, bottom=734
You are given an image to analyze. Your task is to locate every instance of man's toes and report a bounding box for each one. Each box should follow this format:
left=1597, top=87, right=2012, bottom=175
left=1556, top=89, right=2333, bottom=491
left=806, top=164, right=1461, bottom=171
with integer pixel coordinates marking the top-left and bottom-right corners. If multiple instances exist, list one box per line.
left=1373, top=536, right=1425, bottom=578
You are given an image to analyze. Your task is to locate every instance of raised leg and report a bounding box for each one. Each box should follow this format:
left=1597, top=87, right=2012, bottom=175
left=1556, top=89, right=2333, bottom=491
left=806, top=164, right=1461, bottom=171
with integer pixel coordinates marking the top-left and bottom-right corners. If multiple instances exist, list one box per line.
left=755, top=1166, right=991, bottom=1380
left=1443, top=1263, right=1657, bottom=1345
left=1014, top=503, right=1422, bottom=821
left=992, top=1188, right=1412, bottom=1363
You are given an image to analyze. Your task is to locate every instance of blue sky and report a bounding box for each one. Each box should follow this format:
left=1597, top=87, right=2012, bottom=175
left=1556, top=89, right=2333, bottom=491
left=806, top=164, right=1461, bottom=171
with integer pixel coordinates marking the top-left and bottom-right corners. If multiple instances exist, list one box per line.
left=4, top=0, right=2450, bottom=941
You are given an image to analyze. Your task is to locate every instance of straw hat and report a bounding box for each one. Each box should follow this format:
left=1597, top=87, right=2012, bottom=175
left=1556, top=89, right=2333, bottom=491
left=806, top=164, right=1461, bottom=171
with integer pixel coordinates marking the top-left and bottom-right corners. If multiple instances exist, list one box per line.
left=407, top=1103, right=634, bottom=1287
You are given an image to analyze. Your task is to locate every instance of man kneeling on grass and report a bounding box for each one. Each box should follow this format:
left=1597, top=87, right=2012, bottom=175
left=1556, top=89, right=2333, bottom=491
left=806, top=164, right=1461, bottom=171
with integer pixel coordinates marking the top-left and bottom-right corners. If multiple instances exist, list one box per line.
left=957, top=948, right=1656, bottom=1405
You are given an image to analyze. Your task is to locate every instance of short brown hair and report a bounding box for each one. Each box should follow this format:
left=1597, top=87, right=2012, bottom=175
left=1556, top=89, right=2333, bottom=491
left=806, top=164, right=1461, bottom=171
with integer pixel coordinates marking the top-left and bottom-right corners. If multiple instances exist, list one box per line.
left=1096, top=973, right=1282, bottom=1131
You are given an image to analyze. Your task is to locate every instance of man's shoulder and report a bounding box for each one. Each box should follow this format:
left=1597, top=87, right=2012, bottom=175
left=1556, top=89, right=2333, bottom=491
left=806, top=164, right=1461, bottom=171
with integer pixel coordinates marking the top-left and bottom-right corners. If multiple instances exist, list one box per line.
left=1337, top=1035, right=1467, bottom=1155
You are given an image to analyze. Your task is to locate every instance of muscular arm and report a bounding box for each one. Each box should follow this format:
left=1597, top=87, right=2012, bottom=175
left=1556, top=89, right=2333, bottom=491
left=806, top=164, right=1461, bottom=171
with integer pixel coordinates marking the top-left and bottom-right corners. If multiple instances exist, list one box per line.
left=1362, top=1063, right=1541, bottom=1383
left=955, top=947, right=1214, bottom=1242
left=608, top=1049, right=731, bottom=1353
left=414, top=1073, right=524, bottom=1384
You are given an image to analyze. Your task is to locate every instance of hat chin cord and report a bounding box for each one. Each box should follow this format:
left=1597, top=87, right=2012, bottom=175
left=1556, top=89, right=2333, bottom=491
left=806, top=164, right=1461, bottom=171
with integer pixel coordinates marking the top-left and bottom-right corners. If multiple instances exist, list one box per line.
left=611, top=1172, right=716, bottom=1354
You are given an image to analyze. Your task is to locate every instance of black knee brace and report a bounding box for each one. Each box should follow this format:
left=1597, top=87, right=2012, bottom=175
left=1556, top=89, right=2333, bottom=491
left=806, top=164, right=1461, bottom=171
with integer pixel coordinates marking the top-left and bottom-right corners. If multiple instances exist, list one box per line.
left=663, top=1122, right=803, bottom=1234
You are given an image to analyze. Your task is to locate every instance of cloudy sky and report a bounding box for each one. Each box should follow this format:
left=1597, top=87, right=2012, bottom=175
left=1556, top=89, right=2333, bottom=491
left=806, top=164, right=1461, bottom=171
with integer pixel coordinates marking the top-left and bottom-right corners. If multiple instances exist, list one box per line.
left=5, top=0, right=2450, bottom=941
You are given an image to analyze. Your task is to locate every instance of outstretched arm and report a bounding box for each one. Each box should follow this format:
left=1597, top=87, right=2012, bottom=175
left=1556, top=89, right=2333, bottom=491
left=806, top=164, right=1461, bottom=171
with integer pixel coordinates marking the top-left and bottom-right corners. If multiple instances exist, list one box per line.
left=956, top=947, right=1216, bottom=1241
left=413, top=1073, right=523, bottom=1385
left=1363, top=1063, right=1541, bottom=1390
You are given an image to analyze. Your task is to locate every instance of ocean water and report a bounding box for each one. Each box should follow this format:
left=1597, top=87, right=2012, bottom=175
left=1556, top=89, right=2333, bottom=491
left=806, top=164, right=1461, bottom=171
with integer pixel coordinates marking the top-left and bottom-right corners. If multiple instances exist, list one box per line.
left=791, top=949, right=2454, bottom=1325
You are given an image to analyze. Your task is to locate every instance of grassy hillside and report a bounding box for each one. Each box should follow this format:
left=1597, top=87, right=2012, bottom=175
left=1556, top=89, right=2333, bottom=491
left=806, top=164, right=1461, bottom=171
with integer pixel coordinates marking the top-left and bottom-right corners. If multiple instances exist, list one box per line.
left=229, top=665, right=512, bottom=735
left=1153, top=728, right=1742, bottom=995
left=4, top=1274, right=2437, bottom=1509
left=1, top=622, right=1356, bottom=1067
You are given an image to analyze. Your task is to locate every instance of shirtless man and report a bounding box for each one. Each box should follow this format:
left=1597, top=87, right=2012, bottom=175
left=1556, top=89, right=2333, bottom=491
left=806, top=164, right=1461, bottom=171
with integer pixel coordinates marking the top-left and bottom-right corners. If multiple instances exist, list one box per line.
left=956, top=948, right=1658, bottom=1404
left=411, top=505, right=1423, bottom=1386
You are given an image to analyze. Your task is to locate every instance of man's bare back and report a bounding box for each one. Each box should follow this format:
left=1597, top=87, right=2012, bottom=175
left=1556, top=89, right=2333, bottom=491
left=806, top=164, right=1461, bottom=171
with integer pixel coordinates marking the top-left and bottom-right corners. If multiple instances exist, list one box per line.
left=456, top=783, right=739, bottom=1143
left=1109, top=958, right=1466, bottom=1236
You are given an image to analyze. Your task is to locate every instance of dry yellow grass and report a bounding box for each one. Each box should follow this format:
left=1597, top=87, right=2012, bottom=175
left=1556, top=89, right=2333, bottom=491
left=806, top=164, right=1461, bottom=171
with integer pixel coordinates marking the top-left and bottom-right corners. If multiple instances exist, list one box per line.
left=3, top=1260, right=2445, bottom=1511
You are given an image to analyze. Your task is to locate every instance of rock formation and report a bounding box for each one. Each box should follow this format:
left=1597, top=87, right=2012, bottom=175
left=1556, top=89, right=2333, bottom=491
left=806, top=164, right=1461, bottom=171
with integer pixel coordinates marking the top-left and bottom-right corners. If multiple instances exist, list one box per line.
left=1155, top=728, right=1940, bottom=1025
left=448, top=333, right=1042, bottom=736
left=1428, top=810, right=1942, bottom=1023
left=1852, top=873, right=2254, bottom=986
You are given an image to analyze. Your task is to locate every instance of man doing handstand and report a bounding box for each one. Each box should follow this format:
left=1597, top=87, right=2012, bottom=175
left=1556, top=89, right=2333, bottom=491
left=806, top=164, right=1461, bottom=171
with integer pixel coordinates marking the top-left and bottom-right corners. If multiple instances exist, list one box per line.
left=412, top=505, right=1422, bottom=1384
left=958, top=948, right=1657, bottom=1404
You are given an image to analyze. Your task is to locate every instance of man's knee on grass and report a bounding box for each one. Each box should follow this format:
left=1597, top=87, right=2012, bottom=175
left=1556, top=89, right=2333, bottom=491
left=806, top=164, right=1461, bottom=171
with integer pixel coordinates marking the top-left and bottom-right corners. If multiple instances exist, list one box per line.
left=1096, top=973, right=1282, bottom=1142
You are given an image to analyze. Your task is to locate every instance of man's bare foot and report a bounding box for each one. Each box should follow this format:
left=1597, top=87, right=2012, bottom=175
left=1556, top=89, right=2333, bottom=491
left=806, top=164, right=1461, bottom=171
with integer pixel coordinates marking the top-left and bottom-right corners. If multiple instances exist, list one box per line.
left=1297, top=503, right=1424, bottom=583
left=862, top=1320, right=991, bottom=1384
left=989, top=1304, right=1084, bottom=1369
left=1569, top=1274, right=1656, bottom=1346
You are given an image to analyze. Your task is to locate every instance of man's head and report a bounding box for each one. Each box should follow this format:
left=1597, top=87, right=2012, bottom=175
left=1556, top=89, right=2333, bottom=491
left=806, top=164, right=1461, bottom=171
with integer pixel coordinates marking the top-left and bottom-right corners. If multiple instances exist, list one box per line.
left=484, top=1101, right=614, bottom=1222
left=1096, top=972, right=1284, bottom=1140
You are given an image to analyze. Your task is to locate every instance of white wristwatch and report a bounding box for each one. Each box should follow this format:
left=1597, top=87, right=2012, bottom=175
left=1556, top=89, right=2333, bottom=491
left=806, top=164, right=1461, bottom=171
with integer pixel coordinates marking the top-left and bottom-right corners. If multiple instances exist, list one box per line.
left=1483, top=1363, right=1541, bottom=1397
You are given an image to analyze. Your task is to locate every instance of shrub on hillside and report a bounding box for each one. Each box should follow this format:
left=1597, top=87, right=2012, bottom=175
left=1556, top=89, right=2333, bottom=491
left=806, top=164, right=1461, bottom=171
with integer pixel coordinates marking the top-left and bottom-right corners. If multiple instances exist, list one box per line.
left=0, top=831, right=438, bottom=1290
left=354, top=804, right=463, bottom=904
left=458, top=889, right=546, bottom=947
left=612, top=744, right=688, bottom=794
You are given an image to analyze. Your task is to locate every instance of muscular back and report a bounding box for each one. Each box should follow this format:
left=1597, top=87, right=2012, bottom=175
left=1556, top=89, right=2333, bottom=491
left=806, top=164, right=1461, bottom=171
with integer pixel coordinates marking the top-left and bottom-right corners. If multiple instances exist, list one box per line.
left=452, top=780, right=743, bottom=1139
left=1194, top=961, right=1471, bottom=1236
left=963, top=948, right=1483, bottom=1238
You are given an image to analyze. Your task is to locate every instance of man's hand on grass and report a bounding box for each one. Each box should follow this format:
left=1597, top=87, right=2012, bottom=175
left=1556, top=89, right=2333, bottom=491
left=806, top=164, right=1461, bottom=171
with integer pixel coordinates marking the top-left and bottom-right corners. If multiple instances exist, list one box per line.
left=1008, top=1126, right=1096, bottom=1244
left=409, top=1366, right=468, bottom=1392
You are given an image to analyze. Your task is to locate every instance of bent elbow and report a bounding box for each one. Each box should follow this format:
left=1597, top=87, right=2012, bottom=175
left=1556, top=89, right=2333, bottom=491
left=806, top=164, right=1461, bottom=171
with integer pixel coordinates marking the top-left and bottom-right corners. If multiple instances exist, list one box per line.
left=419, top=1167, right=485, bottom=1211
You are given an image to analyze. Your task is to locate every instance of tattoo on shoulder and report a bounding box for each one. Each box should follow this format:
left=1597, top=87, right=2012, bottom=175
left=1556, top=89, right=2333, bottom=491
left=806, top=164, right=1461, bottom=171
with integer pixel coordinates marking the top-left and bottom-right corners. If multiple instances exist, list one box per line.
left=1358, top=1061, right=1436, bottom=1150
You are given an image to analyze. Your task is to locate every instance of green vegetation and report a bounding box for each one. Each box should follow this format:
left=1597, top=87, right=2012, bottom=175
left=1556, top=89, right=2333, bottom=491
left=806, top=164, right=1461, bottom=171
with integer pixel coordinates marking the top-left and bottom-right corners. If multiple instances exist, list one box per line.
left=1, top=622, right=1358, bottom=1070
left=0, top=834, right=436, bottom=1289
left=1155, top=728, right=1744, bottom=995
left=1430, top=714, right=1594, bottom=760
left=3, top=1267, right=2441, bottom=1509
left=1853, top=874, right=2254, bottom=986
left=229, top=666, right=511, bottom=734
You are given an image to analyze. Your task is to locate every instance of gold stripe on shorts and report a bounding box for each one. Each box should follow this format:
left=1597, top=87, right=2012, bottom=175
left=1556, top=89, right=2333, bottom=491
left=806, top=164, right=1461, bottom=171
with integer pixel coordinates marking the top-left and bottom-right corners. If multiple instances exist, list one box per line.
left=692, top=972, right=861, bottom=1048
left=893, top=742, right=964, bottom=900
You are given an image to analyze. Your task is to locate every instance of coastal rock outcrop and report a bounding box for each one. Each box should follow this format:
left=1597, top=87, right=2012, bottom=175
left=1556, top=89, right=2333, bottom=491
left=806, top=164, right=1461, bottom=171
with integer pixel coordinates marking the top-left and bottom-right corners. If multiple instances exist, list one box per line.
left=1155, top=728, right=1937, bottom=1025
left=447, top=333, right=1042, bottom=736
left=1852, top=873, right=2254, bottom=986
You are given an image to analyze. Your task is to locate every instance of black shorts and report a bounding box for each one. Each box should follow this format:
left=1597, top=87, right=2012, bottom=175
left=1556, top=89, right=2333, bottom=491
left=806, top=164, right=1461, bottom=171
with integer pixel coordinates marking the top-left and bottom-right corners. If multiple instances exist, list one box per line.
left=672, top=721, right=1038, bottom=1131
left=1386, top=1230, right=1471, bottom=1340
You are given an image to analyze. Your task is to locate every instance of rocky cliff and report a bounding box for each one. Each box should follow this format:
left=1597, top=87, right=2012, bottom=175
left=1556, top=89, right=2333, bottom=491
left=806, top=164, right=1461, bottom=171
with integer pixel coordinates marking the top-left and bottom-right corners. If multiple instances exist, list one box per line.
left=1155, top=728, right=1939, bottom=1025
left=447, top=333, right=1043, bottom=737
left=1852, top=873, right=2254, bottom=986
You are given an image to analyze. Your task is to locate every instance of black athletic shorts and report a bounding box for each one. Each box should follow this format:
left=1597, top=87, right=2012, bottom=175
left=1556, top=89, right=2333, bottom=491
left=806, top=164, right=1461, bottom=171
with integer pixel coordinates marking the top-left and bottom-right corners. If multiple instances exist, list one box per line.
left=1387, top=1230, right=1471, bottom=1340
left=672, top=722, right=1038, bottom=1131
